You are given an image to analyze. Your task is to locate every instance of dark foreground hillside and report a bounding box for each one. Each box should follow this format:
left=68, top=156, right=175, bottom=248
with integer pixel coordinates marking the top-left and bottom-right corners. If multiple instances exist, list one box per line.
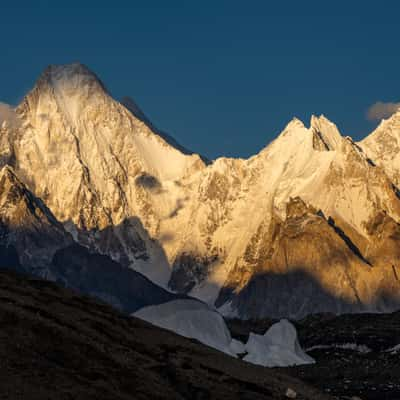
left=0, top=270, right=331, bottom=400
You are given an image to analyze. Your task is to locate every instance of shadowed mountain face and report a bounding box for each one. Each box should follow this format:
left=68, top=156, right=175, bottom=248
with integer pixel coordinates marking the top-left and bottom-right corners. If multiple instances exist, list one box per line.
left=52, top=243, right=184, bottom=313
left=0, top=165, right=72, bottom=274
left=2, top=62, right=400, bottom=319
left=0, top=269, right=332, bottom=400
left=0, top=244, right=23, bottom=273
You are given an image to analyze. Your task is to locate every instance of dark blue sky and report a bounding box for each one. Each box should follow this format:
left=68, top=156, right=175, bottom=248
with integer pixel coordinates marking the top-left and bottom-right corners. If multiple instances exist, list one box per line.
left=2, top=1, right=400, bottom=159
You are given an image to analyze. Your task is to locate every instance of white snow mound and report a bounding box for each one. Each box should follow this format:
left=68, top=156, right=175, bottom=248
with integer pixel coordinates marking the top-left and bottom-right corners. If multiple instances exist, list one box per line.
left=133, top=299, right=241, bottom=356
left=244, top=319, right=315, bottom=367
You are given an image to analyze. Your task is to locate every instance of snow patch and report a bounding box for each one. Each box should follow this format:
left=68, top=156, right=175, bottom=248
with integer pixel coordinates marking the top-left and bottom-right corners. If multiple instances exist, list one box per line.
left=306, top=343, right=372, bottom=354
left=385, top=344, right=400, bottom=354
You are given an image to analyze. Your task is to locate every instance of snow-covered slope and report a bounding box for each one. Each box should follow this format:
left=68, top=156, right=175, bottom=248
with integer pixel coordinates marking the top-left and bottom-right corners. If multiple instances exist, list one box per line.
left=3, top=63, right=400, bottom=320
left=120, top=96, right=203, bottom=158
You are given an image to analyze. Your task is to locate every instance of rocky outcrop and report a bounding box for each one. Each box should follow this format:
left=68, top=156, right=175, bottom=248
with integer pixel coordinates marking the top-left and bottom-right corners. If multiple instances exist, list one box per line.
left=217, top=198, right=400, bottom=319
left=0, top=165, right=71, bottom=275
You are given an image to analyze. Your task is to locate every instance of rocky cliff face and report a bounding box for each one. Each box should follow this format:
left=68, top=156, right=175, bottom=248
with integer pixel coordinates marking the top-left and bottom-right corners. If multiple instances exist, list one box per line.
left=0, top=163, right=181, bottom=315
left=0, top=165, right=71, bottom=275
left=217, top=198, right=400, bottom=319
left=2, top=63, right=400, bottom=319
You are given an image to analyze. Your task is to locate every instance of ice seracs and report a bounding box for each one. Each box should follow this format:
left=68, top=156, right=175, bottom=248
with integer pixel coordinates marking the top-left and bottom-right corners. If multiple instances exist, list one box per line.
left=133, top=299, right=240, bottom=356
left=244, top=319, right=315, bottom=367
left=133, top=302, right=314, bottom=367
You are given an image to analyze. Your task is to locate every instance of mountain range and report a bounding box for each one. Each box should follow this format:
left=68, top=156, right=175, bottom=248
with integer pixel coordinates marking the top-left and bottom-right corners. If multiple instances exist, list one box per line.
left=1, top=62, right=400, bottom=319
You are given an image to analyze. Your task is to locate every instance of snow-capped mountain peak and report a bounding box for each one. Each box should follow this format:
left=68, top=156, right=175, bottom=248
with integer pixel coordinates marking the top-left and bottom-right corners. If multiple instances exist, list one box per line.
left=263, top=115, right=342, bottom=157
left=14, top=63, right=205, bottom=222
left=3, top=63, right=400, bottom=320
left=281, top=117, right=306, bottom=133
left=41, top=63, right=107, bottom=93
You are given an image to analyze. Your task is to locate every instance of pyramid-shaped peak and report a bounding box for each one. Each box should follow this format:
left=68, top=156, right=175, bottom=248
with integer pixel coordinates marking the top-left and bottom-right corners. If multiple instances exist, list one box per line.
left=286, top=117, right=306, bottom=130
left=258, top=116, right=312, bottom=158
left=35, top=62, right=108, bottom=96
left=44, top=62, right=99, bottom=80
left=18, top=63, right=111, bottom=124
left=264, top=117, right=309, bottom=150
left=272, top=117, right=307, bottom=140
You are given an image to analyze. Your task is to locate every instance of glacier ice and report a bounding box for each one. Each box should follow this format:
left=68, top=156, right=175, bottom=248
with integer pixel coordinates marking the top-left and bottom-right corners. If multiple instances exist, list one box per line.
left=133, top=299, right=239, bottom=356
left=243, top=319, right=315, bottom=367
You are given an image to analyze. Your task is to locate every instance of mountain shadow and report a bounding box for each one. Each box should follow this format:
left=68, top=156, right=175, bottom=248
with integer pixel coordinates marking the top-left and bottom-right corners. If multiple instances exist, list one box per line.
left=51, top=242, right=186, bottom=314
left=0, top=187, right=185, bottom=314
left=0, top=243, right=24, bottom=274
left=72, top=215, right=173, bottom=288
left=216, top=268, right=400, bottom=320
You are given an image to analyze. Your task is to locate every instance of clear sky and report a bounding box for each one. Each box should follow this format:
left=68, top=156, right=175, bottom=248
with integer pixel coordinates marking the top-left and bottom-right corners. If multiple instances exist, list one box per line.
left=2, top=0, right=400, bottom=159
